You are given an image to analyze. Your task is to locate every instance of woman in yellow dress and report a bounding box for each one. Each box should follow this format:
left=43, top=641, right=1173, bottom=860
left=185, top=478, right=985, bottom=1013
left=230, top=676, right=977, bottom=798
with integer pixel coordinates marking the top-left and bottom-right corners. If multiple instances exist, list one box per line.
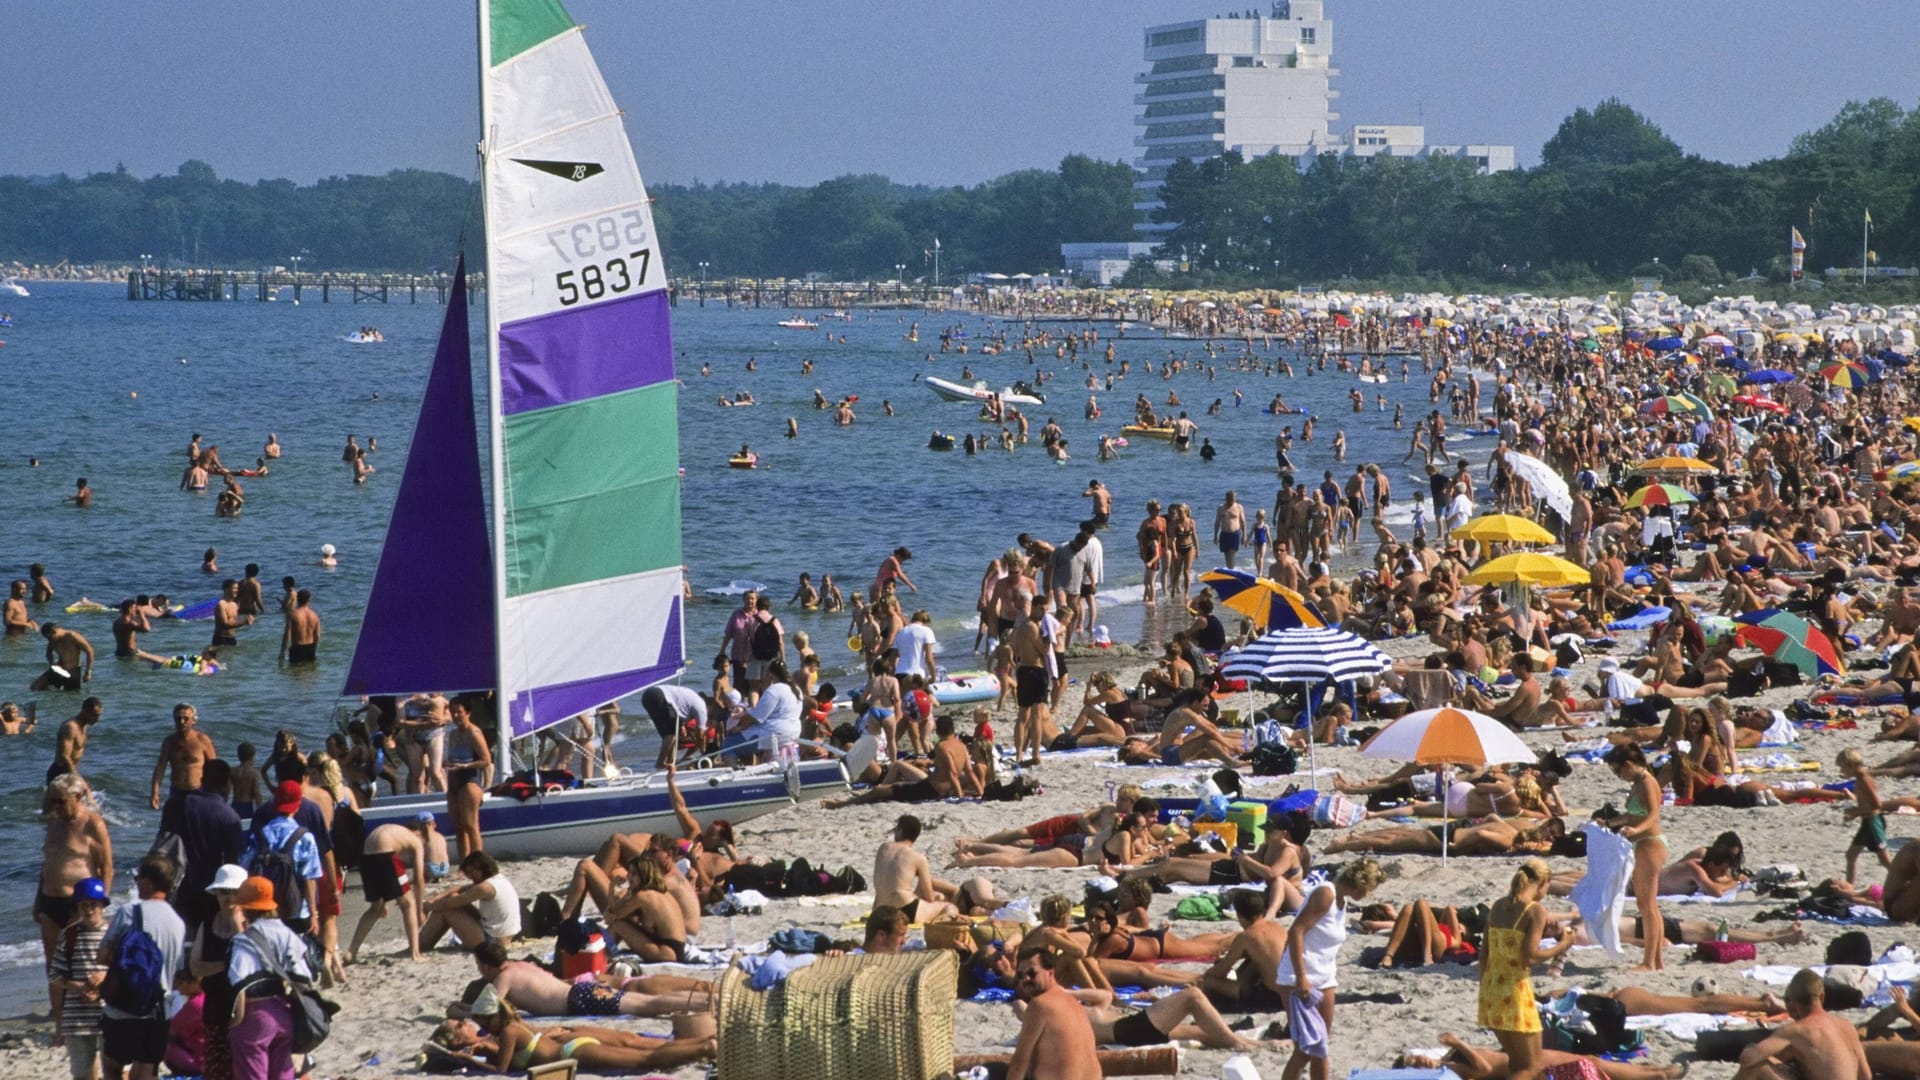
left=1478, top=858, right=1577, bottom=1080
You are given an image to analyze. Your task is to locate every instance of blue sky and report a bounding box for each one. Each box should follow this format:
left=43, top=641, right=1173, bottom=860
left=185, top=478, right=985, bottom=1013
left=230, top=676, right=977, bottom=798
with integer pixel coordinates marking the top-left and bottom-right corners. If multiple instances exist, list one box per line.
left=7, top=1, right=1917, bottom=187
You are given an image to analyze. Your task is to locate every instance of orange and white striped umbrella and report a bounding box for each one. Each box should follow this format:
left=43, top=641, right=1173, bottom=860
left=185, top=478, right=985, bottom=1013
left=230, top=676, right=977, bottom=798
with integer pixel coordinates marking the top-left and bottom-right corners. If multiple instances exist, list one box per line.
left=1359, top=706, right=1535, bottom=768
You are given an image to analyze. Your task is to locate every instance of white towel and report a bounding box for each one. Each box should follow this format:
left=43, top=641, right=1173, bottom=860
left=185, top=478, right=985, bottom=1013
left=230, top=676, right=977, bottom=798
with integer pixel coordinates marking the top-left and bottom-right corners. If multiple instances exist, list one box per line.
left=1570, top=823, right=1633, bottom=957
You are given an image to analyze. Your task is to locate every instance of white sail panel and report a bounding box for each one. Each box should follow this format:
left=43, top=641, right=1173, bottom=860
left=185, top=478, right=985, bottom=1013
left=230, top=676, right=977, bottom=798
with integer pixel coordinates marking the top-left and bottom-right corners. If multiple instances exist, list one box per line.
left=498, top=567, right=683, bottom=701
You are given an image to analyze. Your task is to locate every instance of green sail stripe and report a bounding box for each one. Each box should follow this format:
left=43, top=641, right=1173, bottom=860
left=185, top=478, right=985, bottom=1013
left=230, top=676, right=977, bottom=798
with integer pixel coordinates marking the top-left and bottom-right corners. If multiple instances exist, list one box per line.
left=501, top=384, right=682, bottom=595
left=490, top=0, right=574, bottom=66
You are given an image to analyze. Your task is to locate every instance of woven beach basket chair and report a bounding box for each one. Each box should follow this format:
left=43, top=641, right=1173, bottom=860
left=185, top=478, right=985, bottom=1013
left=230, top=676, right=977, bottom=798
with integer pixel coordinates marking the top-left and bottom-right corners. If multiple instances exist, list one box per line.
left=716, top=950, right=958, bottom=1080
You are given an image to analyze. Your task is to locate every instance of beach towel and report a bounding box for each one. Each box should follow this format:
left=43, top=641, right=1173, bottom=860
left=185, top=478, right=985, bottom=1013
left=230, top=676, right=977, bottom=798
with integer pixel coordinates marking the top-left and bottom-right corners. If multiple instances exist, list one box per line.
left=737, top=951, right=817, bottom=990
left=1741, top=960, right=1920, bottom=986
left=1289, top=986, right=1329, bottom=1060
left=1624, top=1013, right=1736, bottom=1041
left=1657, top=886, right=1745, bottom=904
left=1760, top=711, right=1798, bottom=746
left=1607, top=606, right=1670, bottom=632
left=1570, top=823, right=1632, bottom=957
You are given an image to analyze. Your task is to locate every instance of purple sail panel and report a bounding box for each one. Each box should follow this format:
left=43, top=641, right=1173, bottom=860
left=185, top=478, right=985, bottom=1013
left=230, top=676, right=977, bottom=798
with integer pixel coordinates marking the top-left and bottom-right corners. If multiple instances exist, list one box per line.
left=499, top=290, right=673, bottom=415
left=342, top=256, right=497, bottom=697
left=507, top=595, right=683, bottom=738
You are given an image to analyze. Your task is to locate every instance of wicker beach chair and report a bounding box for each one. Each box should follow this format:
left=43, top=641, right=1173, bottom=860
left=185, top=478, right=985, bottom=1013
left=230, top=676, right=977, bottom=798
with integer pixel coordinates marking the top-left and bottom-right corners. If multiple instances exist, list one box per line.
left=716, top=951, right=958, bottom=1080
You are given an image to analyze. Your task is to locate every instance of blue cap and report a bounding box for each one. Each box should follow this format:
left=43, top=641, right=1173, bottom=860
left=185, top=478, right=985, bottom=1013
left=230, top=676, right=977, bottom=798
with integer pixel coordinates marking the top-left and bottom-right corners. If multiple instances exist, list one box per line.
left=415, top=811, right=436, bottom=825
left=73, top=878, right=108, bottom=903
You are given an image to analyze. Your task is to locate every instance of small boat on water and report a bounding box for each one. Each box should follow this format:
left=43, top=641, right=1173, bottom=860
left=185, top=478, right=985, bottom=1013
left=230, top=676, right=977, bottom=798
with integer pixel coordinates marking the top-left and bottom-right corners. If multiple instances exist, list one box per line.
left=777, top=317, right=819, bottom=330
left=924, top=376, right=1045, bottom=406
left=728, top=453, right=759, bottom=469
left=349, top=0, right=844, bottom=856
left=1, top=277, right=29, bottom=298
left=1120, top=424, right=1177, bottom=441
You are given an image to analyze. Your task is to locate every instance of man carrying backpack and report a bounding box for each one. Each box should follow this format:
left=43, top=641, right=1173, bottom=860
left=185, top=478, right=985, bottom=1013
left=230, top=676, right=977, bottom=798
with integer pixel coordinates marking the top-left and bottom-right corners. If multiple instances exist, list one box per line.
left=243, top=781, right=323, bottom=936
left=96, top=855, right=185, bottom=1080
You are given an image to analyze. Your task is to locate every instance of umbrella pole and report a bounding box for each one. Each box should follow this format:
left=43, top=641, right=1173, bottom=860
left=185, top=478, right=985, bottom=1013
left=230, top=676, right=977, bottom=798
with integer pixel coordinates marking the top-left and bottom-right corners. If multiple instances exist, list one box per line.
left=1440, top=765, right=1451, bottom=869
left=1303, top=682, right=1318, bottom=792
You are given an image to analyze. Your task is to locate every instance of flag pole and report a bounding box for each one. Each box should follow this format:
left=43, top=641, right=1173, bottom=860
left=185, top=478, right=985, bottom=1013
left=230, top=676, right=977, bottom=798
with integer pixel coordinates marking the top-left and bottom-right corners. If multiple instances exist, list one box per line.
left=1864, top=210, right=1871, bottom=285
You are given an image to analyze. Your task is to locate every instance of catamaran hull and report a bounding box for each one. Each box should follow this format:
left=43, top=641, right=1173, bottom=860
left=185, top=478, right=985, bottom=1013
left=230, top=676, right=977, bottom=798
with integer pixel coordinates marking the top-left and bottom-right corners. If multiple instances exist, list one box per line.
left=924, top=377, right=1044, bottom=406
left=357, top=760, right=847, bottom=859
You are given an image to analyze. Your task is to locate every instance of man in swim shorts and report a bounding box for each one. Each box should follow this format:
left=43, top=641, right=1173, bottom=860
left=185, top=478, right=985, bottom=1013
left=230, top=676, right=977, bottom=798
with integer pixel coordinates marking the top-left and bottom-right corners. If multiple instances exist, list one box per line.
left=1213, top=491, right=1246, bottom=569
left=1011, top=596, right=1053, bottom=766
left=348, top=817, right=430, bottom=963
left=279, top=589, right=321, bottom=666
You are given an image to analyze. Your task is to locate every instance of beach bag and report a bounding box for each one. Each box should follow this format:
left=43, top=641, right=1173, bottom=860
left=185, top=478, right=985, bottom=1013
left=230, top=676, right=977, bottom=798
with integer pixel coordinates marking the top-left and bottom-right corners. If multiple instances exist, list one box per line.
left=1312, top=793, right=1365, bottom=828
left=1250, top=742, right=1297, bottom=777
left=147, top=830, right=189, bottom=895
left=241, top=926, right=334, bottom=1054
left=750, top=617, right=781, bottom=661
left=1827, top=930, right=1873, bottom=967
left=101, top=905, right=168, bottom=1017
left=1694, top=940, right=1755, bottom=963
left=922, top=913, right=974, bottom=953
left=248, top=825, right=311, bottom=921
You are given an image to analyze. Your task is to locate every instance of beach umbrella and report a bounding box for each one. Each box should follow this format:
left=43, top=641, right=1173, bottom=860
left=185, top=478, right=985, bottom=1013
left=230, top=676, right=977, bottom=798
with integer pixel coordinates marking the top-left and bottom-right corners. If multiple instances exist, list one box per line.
left=1623, top=483, right=1696, bottom=509
left=1450, top=514, right=1556, bottom=545
left=1501, top=450, right=1573, bottom=522
left=1221, top=626, right=1390, bottom=790
left=1630, top=456, right=1715, bottom=476
left=1731, top=394, right=1788, bottom=415
left=1742, top=369, right=1797, bottom=385
left=1731, top=609, right=1844, bottom=678
left=1463, top=552, right=1591, bottom=587
left=1698, top=333, right=1732, bottom=347
left=1704, top=371, right=1738, bottom=394
left=1198, top=569, right=1325, bottom=632
left=1359, top=706, right=1536, bottom=864
left=1647, top=336, right=1686, bottom=352
left=1821, top=361, right=1871, bottom=389
left=1886, top=460, right=1920, bottom=481
left=1639, top=395, right=1704, bottom=417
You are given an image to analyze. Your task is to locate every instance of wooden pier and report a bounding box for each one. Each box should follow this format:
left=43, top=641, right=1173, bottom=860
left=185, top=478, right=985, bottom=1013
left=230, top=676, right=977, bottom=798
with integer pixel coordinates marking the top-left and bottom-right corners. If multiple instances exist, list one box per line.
left=127, top=270, right=959, bottom=310
left=127, top=269, right=480, bottom=304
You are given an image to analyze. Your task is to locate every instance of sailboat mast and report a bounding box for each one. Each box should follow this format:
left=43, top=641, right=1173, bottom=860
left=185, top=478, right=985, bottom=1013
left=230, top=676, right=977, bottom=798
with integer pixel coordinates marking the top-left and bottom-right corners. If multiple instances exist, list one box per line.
left=476, top=0, right=515, bottom=763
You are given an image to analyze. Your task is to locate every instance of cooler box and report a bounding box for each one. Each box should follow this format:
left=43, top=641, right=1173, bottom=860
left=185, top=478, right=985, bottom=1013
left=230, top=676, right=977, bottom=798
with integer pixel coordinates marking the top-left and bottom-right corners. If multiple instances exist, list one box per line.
left=556, top=918, right=609, bottom=979
left=1227, top=801, right=1268, bottom=846
left=1193, top=821, right=1238, bottom=848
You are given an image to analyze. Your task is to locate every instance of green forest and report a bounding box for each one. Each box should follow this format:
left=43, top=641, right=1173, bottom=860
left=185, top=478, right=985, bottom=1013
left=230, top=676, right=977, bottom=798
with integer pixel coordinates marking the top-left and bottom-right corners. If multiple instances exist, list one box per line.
left=1, top=98, right=1915, bottom=293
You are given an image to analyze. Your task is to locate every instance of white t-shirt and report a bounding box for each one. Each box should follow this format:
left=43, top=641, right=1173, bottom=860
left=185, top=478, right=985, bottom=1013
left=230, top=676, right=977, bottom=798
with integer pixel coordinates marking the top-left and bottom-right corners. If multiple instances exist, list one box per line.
left=1447, top=492, right=1474, bottom=530
left=476, top=874, right=522, bottom=940
left=894, top=622, right=937, bottom=678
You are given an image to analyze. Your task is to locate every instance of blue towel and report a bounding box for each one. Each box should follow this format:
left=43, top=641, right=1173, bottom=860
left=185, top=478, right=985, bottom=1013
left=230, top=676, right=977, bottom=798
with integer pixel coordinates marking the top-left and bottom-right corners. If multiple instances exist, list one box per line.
left=1607, top=606, right=1671, bottom=631
left=739, top=952, right=817, bottom=991
left=1289, top=987, right=1329, bottom=1059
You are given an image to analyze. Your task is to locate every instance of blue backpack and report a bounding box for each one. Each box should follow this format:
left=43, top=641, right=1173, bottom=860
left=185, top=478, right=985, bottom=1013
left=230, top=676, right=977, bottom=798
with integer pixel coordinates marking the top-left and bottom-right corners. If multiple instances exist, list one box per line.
left=101, top=905, right=167, bottom=1016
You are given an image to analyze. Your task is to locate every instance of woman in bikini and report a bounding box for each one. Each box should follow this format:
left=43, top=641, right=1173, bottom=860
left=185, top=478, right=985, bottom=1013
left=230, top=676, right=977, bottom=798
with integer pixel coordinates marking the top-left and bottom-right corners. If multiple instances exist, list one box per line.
left=1324, top=816, right=1565, bottom=858
left=432, top=993, right=714, bottom=1073
left=1358, top=899, right=1476, bottom=968
left=1084, top=900, right=1235, bottom=962
left=1166, top=504, right=1198, bottom=601
left=1603, top=743, right=1667, bottom=971
left=1061, top=672, right=1132, bottom=748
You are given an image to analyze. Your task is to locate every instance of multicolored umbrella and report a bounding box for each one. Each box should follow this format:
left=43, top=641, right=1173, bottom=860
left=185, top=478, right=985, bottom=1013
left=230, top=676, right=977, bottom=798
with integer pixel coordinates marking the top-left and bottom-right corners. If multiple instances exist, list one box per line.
left=1198, top=568, right=1325, bottom=632
left=1731, top=608, right=1844, bottom=678
left=1624, top=483, right=1697, bottom=509
left=1450, top=514, right=1556, bottom=544
left=1463, top=552, right=1591, bottom=587
left=1821, top=361, right=1871, bottom=389
left=1886, top=460, right=1920, bottom=481
left=1640, top=395, right=1706, bottom=417
left=1631, top=456, right=1716, bottom=476
left=1359, top=706, right=1538, bottom=865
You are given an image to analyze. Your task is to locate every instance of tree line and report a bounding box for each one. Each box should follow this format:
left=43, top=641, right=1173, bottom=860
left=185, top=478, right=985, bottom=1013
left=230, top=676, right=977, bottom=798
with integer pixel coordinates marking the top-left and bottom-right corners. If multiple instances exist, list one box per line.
left=0, top=98, right=1913, bottom=293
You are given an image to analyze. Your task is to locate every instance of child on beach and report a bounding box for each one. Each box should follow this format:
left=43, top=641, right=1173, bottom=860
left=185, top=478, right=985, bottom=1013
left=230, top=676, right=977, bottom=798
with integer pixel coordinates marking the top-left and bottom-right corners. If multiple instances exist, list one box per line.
left=990, top=641, right=1014, bottom=710
left=47, top=876, right=107, bottom=1080
left=1411, top=495, right=1428, bottom=543
left=230, top=742, right=264, bottom=818
left=1841, top=748, right=1892, bottom=882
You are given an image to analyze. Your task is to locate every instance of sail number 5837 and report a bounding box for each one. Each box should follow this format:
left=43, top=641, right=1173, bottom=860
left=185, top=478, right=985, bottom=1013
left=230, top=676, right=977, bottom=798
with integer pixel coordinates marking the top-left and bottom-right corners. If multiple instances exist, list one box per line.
left=556, top=249, right=651, bottom=306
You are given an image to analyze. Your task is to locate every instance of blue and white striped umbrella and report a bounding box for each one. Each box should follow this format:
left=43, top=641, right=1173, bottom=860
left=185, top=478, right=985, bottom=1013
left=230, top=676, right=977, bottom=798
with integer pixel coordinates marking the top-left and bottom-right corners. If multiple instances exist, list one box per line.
left=1220, top=626, right=1392, bottom=685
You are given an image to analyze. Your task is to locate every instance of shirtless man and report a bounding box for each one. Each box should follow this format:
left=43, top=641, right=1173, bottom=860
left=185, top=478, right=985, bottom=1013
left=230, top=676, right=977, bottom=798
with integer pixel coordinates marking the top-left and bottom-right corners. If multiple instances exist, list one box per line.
left=150, top=702, right=216, bottom=811
left=237, top=564, right=266, bottom=618
left=47, top=697, right=102, bottom=782
left=1083, top=479, right=1112, bottom=527
left=4, top=580, right=36, bottom=635
left=1734, top=968, right=1870, bottom=1080
left=1458, top=653, right=1544, bottom=729
left=0, top=701, right=34, bottom=735
left=826, top=715, right=985, bottom=807
left=29, top=563, right=54, bottom=604
left=1010, top=595, right=1052, bottom=767
left=989, top=550, right=1037, bottom=643
left=469, top=941, right=711, bottom=1019
left=348, top=817, right=430, bottom=962
left=1152, top=690, right=1247, bottom=767
left=873, top=815, right=958, bottom=924
left=211, top=579, right=252, bottom=647
left=35, top=773, right=112, bottom=1011
left=280, top=589, right=321, bottom=666
left=1008, top=950, right=1101, bottom=1080
left=1201, top=889, right=1291, bottom=1013
left=31, top=622, right=92, bottom=692
left=1213, top=491, right=1247, bottom=569
left=112, top=599, right=151, bottom=658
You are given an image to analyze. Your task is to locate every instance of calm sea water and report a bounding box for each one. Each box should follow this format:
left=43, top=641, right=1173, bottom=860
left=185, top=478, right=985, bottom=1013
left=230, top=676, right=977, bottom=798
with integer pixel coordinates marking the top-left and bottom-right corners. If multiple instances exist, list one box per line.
left=0, top=282, right=1472, bottom=983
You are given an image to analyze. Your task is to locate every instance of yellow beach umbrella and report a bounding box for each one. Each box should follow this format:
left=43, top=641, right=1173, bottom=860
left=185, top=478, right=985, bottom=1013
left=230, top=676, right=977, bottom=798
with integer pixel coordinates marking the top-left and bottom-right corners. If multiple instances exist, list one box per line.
left=1450, top=514, right=1556, bottom=544
left=1463, top=552, right=1591, bottom=587
left=1630, top=456, right=1716, bottom=476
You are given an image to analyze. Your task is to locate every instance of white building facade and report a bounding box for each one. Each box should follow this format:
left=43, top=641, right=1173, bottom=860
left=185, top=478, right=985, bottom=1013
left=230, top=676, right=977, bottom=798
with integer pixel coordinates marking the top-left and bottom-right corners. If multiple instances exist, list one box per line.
left=1132, top=2, right=1514, bottom=236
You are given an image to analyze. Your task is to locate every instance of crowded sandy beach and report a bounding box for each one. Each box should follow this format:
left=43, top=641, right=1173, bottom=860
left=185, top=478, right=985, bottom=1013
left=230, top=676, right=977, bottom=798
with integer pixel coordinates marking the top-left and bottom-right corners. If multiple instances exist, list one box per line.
left=12, top=282, right=1920, bottom=1080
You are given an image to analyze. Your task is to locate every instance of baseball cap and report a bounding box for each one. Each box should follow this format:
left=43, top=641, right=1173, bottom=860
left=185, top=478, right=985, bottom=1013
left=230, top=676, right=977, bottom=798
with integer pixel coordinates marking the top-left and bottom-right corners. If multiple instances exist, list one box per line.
left=415, top=810, right=437, bottom=826
left=273, top=779, right=305, bottom=814
left=73, top=877, right=108, bottom=903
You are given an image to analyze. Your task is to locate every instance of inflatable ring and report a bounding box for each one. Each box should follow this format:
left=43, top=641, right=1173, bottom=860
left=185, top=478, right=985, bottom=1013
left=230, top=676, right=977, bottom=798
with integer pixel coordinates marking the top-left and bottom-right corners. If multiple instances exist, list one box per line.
left=847, top=635, right=863, bottom=652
